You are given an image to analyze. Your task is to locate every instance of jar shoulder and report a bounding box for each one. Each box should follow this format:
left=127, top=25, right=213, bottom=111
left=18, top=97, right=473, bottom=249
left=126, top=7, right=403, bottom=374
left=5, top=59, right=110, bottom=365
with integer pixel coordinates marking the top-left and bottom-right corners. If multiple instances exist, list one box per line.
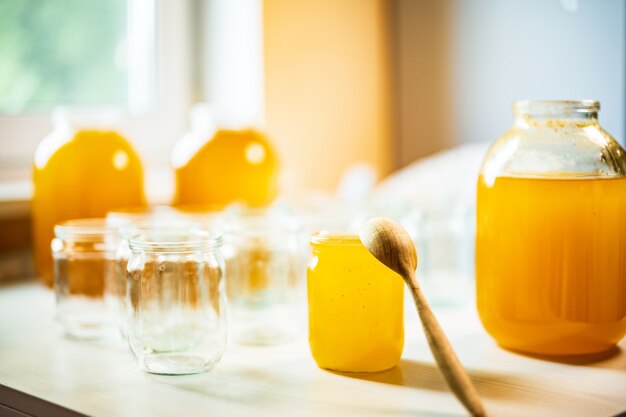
left=480, top=123, right=626, bottom=180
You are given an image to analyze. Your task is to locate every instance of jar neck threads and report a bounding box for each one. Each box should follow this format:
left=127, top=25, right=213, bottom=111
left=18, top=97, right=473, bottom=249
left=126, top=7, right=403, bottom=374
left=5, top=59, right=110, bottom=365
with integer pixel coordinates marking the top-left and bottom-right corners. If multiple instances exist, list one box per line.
left=54, top=218, right=116, bottom=242
left=309, top=233, right=366, bottom=256
left=513, top=100, right=599, bottom=122
left=128, top=230, right=222, bottom=254
left=310, top=233, right=362, bottom=246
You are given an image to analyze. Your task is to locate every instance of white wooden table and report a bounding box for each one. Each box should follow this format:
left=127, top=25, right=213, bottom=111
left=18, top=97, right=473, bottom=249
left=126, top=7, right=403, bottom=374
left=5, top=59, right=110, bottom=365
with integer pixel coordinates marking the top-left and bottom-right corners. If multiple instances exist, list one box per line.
left=0, top=283, right=624, bottom=417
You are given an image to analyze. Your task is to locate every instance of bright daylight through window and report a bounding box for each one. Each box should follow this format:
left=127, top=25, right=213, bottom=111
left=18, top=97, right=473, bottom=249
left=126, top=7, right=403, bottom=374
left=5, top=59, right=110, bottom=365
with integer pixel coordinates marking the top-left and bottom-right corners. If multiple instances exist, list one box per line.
left=0, top=0, right=156, bottom=114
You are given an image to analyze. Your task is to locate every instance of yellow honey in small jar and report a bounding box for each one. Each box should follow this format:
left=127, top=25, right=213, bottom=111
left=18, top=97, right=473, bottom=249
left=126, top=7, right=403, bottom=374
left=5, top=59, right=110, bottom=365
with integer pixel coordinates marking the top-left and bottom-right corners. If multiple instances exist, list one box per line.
left=307, top=233, right=404, bottom=372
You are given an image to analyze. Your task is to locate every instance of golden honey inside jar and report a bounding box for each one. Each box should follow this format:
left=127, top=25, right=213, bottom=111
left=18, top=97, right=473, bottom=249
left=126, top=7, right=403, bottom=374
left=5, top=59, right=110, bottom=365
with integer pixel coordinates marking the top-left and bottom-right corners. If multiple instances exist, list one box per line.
left=307, top=233, right=404, bottom=372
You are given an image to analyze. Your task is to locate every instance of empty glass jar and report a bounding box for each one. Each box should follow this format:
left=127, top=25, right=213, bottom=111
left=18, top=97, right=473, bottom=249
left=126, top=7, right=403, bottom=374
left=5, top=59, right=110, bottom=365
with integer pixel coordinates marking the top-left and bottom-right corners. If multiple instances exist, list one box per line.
left=406, top=203, right=474, bottom=308
left=127, top=230, right=226, bottom=375
left=106, top=206, right=194, bottom=337
left=224, top=207, right=308, bottom=345
left=52, top=218, right=117, bottom=339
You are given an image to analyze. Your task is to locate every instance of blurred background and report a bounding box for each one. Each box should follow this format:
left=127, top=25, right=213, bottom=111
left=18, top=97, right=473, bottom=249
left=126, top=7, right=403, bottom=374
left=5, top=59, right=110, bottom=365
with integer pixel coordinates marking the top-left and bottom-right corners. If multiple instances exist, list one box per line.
left=0, top=0, right=624, bottom=285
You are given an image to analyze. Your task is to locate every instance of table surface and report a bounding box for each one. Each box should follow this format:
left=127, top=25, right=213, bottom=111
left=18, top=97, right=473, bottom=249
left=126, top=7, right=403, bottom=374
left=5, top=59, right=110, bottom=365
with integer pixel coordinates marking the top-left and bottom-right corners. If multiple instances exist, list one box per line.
left=0, top=283, right=625, bottom=417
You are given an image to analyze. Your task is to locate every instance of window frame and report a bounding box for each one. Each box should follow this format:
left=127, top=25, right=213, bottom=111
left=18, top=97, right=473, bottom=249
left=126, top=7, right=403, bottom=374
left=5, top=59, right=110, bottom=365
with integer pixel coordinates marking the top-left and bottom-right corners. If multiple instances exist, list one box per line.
left=0, top=0, right=194, bottom=188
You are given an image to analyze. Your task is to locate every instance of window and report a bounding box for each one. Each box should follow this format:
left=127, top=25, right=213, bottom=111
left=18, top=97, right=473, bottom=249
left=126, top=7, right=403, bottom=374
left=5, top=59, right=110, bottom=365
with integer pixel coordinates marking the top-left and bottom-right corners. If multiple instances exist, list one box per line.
left=0, top=0, right=156, bottom=114
left=0, top=0, right=191, bottom=190
left=0, top=0, right=263, bottom=200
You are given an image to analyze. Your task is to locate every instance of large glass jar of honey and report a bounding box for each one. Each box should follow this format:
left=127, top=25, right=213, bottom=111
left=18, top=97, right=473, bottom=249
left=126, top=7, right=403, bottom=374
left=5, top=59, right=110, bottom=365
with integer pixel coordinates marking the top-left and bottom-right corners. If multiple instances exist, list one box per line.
left=171, top=104, right=279, bottom=207
left=33, top=108, right=145, bottom=286
left=476, top=100, right=626, bottom=356
left=308, top=233, right=404, bottom=372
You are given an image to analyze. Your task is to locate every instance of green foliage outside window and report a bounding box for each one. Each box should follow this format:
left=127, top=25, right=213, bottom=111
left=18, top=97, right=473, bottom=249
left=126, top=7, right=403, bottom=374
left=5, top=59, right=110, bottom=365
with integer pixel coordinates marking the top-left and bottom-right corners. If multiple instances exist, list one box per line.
left=0, top=0, right=128, bottom=114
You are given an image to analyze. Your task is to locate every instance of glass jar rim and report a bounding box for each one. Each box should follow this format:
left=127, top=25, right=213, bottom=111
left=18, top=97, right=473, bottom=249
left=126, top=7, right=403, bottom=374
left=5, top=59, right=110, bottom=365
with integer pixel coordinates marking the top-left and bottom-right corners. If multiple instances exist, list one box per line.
left=310, top=232, right=363, bottom=246
left=513, top=100, right=599, bottom=115
left=173, top=204, right=227, bottom=227
left=174, top=203, right=229, bottom=214
left=106, top=205, right=177, bottom=226
left=226, top=219, right=303, bottom=234
left=54, top=218, right=115, bottom=239
left=224, top=210, right=303, bottom=235
left=128, top=230, right=223, bottom=253
left=118, top=224, right=202, bottom=240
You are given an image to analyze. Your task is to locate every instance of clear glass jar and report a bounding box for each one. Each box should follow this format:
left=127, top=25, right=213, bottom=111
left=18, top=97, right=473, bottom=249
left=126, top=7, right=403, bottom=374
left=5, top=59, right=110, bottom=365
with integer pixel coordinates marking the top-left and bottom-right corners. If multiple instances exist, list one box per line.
left=106, top=206, right=193, bottom=337
left=106, top=206, right=177, bottom=230
left=173, top=203, right=228, bottom=233
left=476, top=100, right=626, bottom=355
left=223, top=207, right=307, bottom=345
left=406, top=203, right=475, bottom=308
left=52, top=218, right=117, bottom=339
left=127, top=230, right=226, bottom=375
left=114, top=228, right=133, bottom=335
left=308, top=233, right=404, bottom=372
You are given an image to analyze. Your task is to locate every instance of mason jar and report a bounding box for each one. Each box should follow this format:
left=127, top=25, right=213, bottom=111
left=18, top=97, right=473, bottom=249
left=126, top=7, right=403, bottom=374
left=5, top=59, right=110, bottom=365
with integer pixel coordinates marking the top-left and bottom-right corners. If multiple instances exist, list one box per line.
left=106, top=207, right=195, bottom=338
left=223, top=207, right=308, bottom=346
left=476, top=100, right=626, bottom=356
left=173, top=203, right=228, bottom=234
left=308, top=233, right=404, bottom=372
left=106, top=206, right=178, bottom=230
left=127, top=230, right=226, bottom=375
left=52, top=218, right=117, bottom=339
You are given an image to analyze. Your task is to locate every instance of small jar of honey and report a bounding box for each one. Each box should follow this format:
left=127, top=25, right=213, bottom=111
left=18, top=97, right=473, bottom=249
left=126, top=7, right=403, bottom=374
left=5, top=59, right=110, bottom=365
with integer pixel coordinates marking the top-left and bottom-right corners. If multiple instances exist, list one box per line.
left=307, top=233, right=404, bottom=372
